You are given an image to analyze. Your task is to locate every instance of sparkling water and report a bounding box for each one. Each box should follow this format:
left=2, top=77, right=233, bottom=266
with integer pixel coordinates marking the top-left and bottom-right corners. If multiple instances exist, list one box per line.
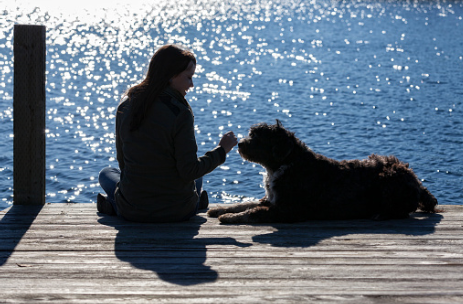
left=1, top=0, right=462, bottom=210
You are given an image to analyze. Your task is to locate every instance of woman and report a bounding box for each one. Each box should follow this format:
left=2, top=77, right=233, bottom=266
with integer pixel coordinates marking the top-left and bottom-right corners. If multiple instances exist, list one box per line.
left=98, top=44, right=237, bottom=222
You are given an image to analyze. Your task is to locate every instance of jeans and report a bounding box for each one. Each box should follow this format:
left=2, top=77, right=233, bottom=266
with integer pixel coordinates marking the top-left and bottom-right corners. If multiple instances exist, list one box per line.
left=98, top=167, right=203, bottom=219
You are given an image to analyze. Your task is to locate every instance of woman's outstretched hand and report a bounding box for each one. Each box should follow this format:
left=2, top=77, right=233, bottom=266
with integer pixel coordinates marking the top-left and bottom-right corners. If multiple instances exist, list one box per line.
left=219, top=131, right=238, bottom=153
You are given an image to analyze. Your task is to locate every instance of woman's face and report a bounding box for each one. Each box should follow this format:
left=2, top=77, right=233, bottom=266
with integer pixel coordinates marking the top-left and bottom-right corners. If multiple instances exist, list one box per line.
left=170, top=61, right=196, bottom=96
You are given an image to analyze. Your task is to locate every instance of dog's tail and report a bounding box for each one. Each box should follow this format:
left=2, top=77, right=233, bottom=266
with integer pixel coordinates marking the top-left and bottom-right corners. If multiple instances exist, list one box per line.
left=418, top=186, right=440, bottom=213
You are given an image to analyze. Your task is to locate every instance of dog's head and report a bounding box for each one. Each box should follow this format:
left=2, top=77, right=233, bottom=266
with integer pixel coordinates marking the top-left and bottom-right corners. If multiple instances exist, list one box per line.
left=238, top=120, right=296, bottom=169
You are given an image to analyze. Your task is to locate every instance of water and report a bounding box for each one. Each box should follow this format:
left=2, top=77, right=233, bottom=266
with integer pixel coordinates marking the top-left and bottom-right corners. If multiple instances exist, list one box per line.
left=1, top=0, right=462, bottom=210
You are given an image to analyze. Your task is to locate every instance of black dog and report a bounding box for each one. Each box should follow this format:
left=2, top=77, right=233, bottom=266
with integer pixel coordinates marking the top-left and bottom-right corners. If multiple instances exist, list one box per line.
left=207, top=120, right=438, bottom=223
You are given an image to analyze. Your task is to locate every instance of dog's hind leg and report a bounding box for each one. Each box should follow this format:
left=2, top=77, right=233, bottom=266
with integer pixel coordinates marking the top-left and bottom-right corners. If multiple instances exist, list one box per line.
left=207, top=201, right=261, bottom=218
left=373, top=177, right=421, bottom=220
left=418, top=185, right=439, bottom=213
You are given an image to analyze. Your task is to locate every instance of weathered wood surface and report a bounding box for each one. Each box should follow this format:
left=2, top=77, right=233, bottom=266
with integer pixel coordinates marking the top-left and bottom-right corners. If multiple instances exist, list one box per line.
left=0, top=204, right=462, bottom=303
left=13, top=24, right=46, bottom=205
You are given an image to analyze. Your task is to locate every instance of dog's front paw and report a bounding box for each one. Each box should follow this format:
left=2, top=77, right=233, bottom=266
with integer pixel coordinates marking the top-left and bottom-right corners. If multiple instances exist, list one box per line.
left=218, top=212, right=251, bottom=224
left=207, top=207, right=228, bottom=218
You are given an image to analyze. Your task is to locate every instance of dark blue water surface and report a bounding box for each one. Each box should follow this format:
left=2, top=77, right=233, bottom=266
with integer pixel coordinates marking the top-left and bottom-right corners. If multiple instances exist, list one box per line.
left=1, top=0, right=462, bottom=210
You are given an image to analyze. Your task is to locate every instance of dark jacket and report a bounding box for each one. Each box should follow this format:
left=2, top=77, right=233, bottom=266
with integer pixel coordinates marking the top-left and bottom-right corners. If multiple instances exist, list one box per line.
left=114, top=87, right=225, bottom=222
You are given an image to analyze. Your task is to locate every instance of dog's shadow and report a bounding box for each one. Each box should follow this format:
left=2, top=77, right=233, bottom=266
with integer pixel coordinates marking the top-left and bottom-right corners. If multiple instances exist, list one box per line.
left=251, top=212, right=443, bottom=248
left=97, top=214, right=251, bottom=286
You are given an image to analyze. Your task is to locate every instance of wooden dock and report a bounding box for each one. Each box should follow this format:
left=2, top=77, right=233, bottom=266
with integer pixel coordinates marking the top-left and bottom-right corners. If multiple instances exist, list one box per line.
left=0, top=203, right=462, bottom=303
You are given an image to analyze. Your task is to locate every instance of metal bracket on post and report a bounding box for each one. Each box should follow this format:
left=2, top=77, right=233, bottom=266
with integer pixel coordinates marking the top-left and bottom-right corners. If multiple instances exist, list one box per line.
left=13, top=24, right=46, bottom=205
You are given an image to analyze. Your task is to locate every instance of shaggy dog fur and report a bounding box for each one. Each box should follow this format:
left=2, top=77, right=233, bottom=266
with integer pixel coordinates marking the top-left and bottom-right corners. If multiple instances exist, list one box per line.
left=207, top=120, right=439, bottom=223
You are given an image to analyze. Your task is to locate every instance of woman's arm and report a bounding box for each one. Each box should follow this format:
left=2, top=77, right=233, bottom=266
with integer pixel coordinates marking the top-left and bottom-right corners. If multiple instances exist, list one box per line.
left=173, top=110, right=236, bottom=182
left=115, top=100, right=127, bottom=171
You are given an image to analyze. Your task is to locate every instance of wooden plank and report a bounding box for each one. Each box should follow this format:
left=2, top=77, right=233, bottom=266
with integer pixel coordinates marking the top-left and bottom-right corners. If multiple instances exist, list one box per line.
left=13, top=25, right=46, bottom=205
left=0, top=204, right=462, bottom=303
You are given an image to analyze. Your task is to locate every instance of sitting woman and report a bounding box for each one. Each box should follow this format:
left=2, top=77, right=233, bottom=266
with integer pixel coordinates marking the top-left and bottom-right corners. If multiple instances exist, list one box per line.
left=97, top=44, right=237, bottom=222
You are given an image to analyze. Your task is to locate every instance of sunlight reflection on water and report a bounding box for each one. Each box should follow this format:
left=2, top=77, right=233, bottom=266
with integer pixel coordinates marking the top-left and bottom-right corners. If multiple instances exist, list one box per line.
left=0, top=0, right=462, bottom=209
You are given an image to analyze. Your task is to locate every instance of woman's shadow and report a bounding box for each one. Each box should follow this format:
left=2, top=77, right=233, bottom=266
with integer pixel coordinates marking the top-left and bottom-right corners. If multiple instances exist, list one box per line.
left=97, top=214, right=251, bottom=286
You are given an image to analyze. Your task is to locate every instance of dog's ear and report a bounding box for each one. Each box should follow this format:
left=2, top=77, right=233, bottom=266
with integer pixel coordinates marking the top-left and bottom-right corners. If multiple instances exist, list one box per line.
left=272, top=137, right=294, bottom=161
left=276, top=119, right=283, bottom=128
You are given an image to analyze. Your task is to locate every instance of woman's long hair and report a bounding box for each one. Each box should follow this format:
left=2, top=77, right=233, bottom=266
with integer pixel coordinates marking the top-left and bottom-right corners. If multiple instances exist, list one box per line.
left=124, top=44, right=196, bottom=131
